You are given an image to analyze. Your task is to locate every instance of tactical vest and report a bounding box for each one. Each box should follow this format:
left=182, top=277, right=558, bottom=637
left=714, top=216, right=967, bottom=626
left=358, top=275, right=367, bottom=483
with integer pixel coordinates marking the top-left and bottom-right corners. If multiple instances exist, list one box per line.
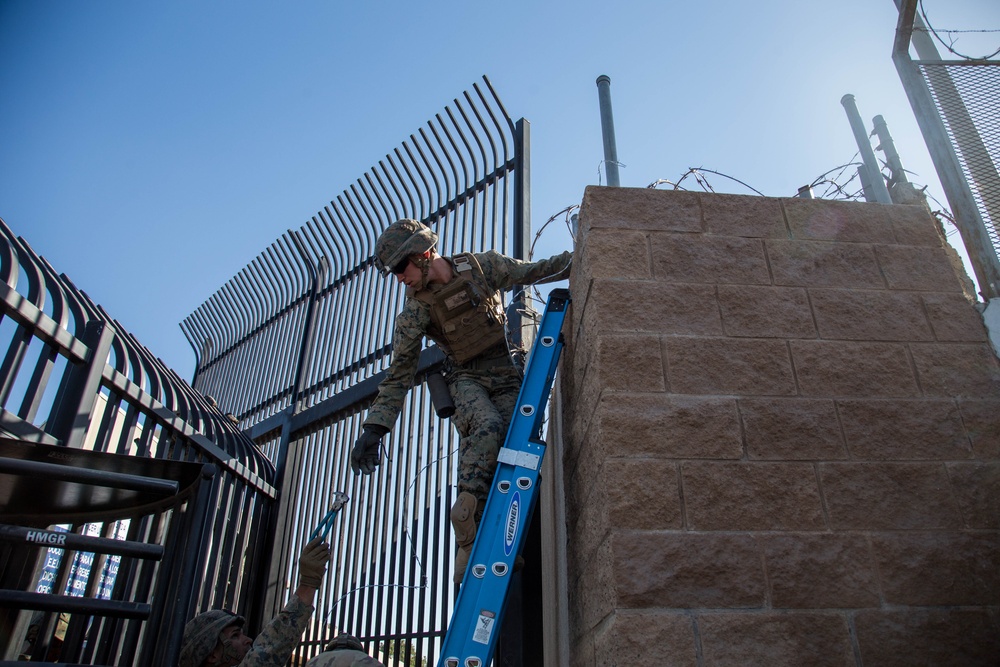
left=410, top=253, right=507, bottom=365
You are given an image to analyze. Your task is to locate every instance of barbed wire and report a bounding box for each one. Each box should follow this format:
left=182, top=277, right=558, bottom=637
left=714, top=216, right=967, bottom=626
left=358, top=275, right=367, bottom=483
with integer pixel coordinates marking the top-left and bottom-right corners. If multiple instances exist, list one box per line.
left=917, top=0, right=1000, bottom=61
left=597, top=159, right=626, bottom=186
left=619, top=158, right=958, bottom=236
left=647, top=167, right=767, bottom=197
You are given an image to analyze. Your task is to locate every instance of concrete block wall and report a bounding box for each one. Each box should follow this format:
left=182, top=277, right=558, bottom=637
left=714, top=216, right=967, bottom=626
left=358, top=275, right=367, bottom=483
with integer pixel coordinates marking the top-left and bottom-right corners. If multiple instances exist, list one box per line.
left=560, top=186, right=1000, bottom=667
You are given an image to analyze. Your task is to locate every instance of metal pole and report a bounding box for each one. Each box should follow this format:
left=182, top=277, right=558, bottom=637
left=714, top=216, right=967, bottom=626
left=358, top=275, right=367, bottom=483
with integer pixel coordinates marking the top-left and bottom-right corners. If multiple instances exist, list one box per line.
left=871, top=115, right=908, bottom=185
left=857, top=164, right=878, bottom=203
left=872, top=114, right=925, bottom=205
left=841, top=94, right=892, bottom=204
left=796, top=185, right=815, bottom=199
left=595, top=75, right=621, bottom=187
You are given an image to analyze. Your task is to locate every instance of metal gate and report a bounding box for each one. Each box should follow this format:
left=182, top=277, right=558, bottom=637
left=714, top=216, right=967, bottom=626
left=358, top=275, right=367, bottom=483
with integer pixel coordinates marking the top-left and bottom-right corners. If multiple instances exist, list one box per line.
left=181, top=76, right=531, bottom=665
left=0, top=216, right=277, bottom=665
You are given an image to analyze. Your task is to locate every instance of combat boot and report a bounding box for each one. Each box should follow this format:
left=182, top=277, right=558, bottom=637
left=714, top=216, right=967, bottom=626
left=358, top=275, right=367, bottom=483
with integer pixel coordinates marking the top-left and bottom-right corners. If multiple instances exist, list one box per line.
left=451, top=491, right=480, bottom=584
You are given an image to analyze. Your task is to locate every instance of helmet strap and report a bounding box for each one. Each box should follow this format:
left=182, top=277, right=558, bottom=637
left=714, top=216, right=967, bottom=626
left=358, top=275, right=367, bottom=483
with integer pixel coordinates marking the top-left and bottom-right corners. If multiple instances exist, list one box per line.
left=410, top=252, right=432, bottom=290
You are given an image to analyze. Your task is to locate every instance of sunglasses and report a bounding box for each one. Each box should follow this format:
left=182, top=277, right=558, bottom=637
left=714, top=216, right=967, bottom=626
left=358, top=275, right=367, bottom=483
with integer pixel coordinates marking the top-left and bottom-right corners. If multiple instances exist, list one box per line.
left=390, top=257, right=410, bottom=275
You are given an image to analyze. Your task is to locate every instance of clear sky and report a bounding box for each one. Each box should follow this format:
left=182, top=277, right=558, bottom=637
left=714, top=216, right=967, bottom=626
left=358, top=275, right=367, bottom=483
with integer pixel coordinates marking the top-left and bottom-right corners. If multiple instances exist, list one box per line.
left=1, top=0, right=997, bottom=380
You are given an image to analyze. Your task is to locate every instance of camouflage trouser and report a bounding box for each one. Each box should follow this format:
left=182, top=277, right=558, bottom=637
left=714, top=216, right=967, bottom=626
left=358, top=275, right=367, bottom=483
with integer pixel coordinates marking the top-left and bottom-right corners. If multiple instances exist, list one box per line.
left=448, top=366, right=522, bottom=505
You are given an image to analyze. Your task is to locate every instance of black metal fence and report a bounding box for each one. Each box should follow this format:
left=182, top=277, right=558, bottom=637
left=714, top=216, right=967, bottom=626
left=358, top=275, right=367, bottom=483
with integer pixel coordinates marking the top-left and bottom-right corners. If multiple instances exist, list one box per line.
left=0, top=216, right=277, bottom=665
left=181, top=76, right=530, bottom=664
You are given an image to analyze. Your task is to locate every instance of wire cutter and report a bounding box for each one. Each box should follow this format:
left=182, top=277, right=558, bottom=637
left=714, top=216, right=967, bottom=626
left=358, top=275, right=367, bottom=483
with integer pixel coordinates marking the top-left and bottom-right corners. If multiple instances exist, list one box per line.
left=310, top=491, right=350, bottom=541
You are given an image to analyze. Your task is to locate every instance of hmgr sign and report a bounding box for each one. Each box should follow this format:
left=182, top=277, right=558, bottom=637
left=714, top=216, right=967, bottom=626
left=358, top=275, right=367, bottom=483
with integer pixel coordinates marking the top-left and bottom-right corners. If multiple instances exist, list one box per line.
left=26, top=530, right=67, bottom=546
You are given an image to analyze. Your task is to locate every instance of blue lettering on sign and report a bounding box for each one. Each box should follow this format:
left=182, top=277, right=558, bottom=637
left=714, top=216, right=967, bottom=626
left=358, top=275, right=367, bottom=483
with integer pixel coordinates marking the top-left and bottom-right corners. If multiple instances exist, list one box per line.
left=504, top=491, right=520, bottom=557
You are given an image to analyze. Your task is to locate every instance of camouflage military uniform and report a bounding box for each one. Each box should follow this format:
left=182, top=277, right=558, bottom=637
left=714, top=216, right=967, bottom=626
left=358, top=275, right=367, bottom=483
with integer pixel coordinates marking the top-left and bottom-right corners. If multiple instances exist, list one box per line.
left=304, top=648, right=385, bottom=666
left=237, top=596, right=314, bottom=666
left=364, top=249, right=572, bottom=503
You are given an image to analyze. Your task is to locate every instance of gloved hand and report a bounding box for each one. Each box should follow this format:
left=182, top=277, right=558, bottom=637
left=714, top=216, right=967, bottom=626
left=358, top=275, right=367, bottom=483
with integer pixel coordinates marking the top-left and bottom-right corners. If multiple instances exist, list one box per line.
left=351, top=425, right=387, bottom=475
left=298, top=537, right=330, bottom=589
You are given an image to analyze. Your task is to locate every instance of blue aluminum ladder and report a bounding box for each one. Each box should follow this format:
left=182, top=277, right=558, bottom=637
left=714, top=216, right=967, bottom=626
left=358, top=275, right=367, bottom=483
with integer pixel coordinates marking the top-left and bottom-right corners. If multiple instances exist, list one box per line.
left=438, top=288, right=571, bottom=667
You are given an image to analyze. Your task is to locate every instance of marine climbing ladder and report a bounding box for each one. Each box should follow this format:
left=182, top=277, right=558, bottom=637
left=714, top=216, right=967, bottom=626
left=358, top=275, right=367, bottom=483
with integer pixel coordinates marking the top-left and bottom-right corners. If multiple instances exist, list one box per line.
left=438, top=288, right=571, bottom=667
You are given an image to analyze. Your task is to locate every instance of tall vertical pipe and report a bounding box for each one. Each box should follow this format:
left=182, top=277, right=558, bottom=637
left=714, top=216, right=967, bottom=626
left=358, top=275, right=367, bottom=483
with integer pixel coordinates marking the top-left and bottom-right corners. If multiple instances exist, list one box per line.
left=596, top=75, right=621, bottom=187
left=841, top=94, right=892, bottom=204
left=872, top=115, right=908, bottom=185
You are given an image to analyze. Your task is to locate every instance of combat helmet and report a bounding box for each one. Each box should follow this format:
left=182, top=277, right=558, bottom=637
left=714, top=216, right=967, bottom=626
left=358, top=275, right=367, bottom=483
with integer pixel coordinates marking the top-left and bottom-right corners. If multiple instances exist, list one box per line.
left=325, top=632, right=365, bottom=652
left=178, top=609, right=245, bottom=667
left=374, top=219, right=437, bottom=276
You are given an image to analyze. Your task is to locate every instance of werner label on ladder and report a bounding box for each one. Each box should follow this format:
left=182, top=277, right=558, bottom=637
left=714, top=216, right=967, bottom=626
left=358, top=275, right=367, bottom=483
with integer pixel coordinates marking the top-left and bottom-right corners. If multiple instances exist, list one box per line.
left=439, top=288, right=570, bottom=667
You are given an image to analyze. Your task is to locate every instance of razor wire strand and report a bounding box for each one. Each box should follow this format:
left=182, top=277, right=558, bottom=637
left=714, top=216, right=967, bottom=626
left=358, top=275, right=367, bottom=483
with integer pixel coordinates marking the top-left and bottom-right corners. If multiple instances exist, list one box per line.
left=917, top=0, right=1000, bottom=61
left=327, top=442, right=457, bottom=620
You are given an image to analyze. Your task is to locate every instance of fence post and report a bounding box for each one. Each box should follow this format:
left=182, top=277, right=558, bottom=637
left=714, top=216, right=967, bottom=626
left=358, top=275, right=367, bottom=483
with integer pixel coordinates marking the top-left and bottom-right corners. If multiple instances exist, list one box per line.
left=596, top=75, right=621, bottom=187
left=841, top=94, right=892, bottom=204
left=45, top=320, right=115, bottom=448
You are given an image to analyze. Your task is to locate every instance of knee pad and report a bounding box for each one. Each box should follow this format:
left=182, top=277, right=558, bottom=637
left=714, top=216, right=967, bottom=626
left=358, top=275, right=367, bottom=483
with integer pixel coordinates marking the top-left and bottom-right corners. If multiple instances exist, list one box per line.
left=450, top=491, right=479, bottom=548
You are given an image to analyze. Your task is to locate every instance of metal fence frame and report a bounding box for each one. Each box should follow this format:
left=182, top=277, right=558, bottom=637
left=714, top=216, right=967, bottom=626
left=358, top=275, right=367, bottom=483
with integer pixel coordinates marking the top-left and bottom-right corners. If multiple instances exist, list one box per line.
left=0, top=217, right=277, bottom=665
left=892, top=0, right=1000, bottom=299
left=181, top=76, right=535, bottom=665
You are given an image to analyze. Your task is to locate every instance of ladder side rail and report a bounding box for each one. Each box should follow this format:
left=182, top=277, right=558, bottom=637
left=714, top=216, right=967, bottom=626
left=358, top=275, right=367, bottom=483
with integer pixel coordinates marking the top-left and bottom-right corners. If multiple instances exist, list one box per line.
left=438, top=289, right=570, bottom=667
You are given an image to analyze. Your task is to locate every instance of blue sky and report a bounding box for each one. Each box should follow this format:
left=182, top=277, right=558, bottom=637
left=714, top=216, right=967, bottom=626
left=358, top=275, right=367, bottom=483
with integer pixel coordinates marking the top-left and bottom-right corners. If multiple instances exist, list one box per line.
left=1, top=0, right=997, bottom=380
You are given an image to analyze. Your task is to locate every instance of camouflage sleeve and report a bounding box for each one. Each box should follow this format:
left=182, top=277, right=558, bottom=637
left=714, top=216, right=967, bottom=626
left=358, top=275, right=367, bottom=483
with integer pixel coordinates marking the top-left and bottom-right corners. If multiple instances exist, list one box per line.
left=363, top=297, right=430, bottom=432
left=476, top=249, right=572, bottom=292
left=240, top=596, right=313, bottom=667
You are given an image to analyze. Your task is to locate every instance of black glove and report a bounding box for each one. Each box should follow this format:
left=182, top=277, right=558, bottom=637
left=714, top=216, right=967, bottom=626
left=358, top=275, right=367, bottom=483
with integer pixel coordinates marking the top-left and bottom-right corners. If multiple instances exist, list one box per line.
left=351, top=425, right=388, bottom=475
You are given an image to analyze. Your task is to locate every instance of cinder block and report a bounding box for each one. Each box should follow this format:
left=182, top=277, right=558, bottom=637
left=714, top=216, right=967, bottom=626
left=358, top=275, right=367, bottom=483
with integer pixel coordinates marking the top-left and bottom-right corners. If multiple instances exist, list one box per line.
left=568, top=458, right=683, bottom=571
left=605, top=458, right=682, bottom=531
left=946, top=462, right=1000, bottom=529
left=571, top=333, right=666, bottom=447
left=702, top=193, right=788, bottom=238
left=922, top=293, right=989, bottom=342
left=597, top=393, right=742, bottom=459
left=819, top=462, right=963, bottom=529
left=909, top=342, right=1000, bottom=398
left=854, top=609, right=1000, bottom=667
left=760, top=533, right=880, bottom=608
left=836, top=399, right=971, bottom=460
left=576, top=227, right=651, bottom=281
left=697, top=612, right=854, bottom=667
left=581, top=278, right=722, bottom=336
left=681, top=462, right=825, bottom=530
left=767, top=239, right=885, bottom=288
left=871, top=531, right=1000, bottom=605
left=569, top=631, right=595, bottom=667
left=808, top=288, right=933, bottom=341
left=569, top=468, right=611, bottom=569
left=571, top=527, right=617, bottom=636
left=580, top=185, right=702, bottom=232
left=875, top=244, right=963, bottom=291
left=718, top=285, right=816, bottom=339
left=886, top=203, right=947, bottom=247
left=612, top=531, right=764, bottom=608
left=789, top=340, right=919, bottom=397
left=663, top=337, right=796, bottom=396
left=783, top=197, right=894, bottom=243
left=738, top=398, right=847, bottom=460
left=593, top=611, right=698, bottom=667
left=650, top=233, right=771, bottom=285
left=958, top=400, right=1000, bottom=458
left=585, top=334, right=666, bottom=393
